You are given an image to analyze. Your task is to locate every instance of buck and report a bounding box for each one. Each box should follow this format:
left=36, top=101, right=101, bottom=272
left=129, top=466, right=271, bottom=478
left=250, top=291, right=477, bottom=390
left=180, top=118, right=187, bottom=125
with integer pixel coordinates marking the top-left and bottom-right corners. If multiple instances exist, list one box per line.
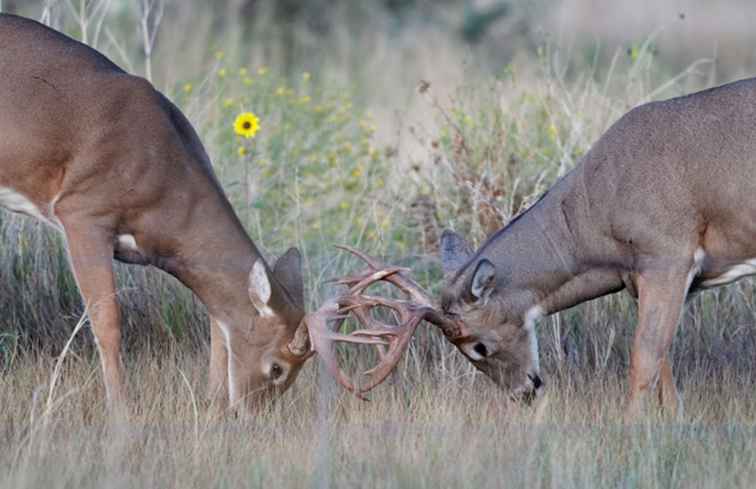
left=0, top=13, right=325, bottom=412
left=436, top=77, right=756, bottom=415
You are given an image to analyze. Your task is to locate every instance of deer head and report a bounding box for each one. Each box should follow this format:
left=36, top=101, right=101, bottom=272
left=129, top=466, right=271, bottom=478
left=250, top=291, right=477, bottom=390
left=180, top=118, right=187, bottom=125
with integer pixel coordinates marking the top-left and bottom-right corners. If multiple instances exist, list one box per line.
left=438, top=230, right=544, bottom=401
left=223, top=247, right=314, bottom=411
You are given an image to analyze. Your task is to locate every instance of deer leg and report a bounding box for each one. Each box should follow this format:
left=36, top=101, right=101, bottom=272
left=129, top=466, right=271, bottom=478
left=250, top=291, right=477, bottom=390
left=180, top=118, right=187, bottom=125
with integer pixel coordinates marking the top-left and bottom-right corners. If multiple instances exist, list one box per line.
left=208, top=317, right=229, bottom=410
left=657, top=354, right=681, bottom=415
left=626, top=257, right=697, bottom=419
left=61, top=219, right=126, bottom=410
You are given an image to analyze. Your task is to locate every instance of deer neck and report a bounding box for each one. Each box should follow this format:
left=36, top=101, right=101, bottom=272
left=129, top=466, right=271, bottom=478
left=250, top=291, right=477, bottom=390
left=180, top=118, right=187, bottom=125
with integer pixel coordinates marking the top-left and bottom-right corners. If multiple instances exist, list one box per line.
left=160, top=189, right=261, bottom=322
left=484, top=172, right=623, bottom=318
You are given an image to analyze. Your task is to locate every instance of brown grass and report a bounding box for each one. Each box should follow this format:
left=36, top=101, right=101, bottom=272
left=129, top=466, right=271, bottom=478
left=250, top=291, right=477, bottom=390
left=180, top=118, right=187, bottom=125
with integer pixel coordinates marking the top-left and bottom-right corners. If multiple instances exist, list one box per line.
left=1, top=338, right=755, bottom=488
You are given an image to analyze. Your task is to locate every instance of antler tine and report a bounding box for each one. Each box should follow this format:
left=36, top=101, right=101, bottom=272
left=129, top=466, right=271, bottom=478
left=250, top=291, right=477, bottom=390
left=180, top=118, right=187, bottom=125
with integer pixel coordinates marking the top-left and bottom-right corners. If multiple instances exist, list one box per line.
left=356, top=315, right=424, bottom=392
left=335, top=244, right=383, bottom=269
left=342, top=267, right=410, bottom=295
left=336, top=245, right=435, bottom=306
left=299, top=245, right=472, bottom=399
left=304, top=301, right=371, bottom=399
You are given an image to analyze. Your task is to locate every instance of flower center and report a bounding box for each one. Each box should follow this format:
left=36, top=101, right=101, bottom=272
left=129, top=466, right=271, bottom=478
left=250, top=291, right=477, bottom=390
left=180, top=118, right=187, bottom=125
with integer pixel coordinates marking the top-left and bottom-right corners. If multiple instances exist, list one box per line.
left=243, top=121, right=252, bottom=130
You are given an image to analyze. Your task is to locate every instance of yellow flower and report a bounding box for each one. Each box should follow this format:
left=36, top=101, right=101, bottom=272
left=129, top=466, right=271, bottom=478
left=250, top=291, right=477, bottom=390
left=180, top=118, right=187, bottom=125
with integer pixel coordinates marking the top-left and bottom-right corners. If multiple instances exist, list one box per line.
left=218, top=68, right=227, bottom=78
left=182, top=83, right=193, bottom=94
left=548, top=123, right=558, bottom=141
left=238, top=146, right=248, bottom=157
left=234, top=112, right=260, bottom=139
left=223, top=98, right=234, bottom=109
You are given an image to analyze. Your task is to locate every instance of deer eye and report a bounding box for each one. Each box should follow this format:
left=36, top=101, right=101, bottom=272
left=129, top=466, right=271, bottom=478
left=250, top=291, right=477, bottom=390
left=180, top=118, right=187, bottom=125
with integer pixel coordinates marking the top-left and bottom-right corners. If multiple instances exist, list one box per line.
left=473, top=342, right=488, bottom=357
left=269, top=363, right=284, bottom=380
left=442, top=307, right=458, bottom=318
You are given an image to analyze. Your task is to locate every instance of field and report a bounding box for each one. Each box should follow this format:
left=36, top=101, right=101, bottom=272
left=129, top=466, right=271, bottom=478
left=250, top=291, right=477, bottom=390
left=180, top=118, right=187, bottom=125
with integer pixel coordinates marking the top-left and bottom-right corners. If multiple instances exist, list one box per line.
left=1, top=1, right=755, bottom=488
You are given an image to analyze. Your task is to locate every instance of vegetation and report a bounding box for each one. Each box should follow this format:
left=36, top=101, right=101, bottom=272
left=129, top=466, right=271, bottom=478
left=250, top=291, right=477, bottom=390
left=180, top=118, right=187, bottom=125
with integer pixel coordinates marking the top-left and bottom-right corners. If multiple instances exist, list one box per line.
left=1, top=1, right=755, bottom=488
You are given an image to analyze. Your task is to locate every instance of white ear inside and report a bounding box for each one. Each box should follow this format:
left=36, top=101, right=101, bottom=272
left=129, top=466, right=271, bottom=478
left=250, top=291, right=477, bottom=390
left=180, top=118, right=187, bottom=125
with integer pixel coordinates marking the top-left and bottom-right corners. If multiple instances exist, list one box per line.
left=249, top=260, right=274, bottom=317
left=471, top=259, right=496, bottom=303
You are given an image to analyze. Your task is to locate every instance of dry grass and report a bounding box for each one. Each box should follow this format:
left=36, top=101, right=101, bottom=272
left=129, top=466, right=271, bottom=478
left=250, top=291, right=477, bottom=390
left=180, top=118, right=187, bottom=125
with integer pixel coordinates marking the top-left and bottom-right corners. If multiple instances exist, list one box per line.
left=1, top=344, right=754, bottom=489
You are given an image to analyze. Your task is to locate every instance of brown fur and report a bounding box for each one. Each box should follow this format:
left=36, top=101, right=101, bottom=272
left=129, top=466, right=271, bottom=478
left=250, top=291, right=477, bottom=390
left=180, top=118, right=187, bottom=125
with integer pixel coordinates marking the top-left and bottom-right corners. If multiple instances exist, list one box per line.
left=0, top=14, right=311, bottom=413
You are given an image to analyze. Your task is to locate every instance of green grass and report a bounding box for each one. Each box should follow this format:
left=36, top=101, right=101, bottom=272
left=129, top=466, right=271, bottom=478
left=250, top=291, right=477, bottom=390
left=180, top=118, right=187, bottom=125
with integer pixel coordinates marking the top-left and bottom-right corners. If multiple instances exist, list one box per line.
left=0, top=2, right=755, bottom=488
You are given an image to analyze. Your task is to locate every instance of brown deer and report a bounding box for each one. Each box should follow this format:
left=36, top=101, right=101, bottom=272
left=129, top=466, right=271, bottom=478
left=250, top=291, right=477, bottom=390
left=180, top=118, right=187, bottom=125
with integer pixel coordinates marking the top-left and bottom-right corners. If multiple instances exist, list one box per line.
left=0, top=13, right=323, bottom=412
left=437, top=78, right=756, bottom=416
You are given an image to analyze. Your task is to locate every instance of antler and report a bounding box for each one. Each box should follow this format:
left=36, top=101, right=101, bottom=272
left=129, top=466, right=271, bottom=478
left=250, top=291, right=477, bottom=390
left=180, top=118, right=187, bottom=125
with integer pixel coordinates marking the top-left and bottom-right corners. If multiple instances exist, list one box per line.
left=294, top=246, right=469, bottom=398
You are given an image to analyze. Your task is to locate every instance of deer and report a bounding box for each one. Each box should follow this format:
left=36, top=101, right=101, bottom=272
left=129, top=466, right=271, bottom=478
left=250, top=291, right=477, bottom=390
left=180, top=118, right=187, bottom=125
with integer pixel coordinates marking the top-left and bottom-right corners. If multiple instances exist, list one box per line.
left=435, top=77, right=756, bottom=417
left=0, top=13, right=465, bottom=413
left=0, top=13, right=323, bottom=413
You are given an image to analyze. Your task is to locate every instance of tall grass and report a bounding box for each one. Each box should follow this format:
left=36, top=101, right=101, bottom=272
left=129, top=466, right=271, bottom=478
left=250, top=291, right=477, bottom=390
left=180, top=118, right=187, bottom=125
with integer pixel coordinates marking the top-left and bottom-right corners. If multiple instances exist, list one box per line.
left=0, top=2, right=755, bottom=488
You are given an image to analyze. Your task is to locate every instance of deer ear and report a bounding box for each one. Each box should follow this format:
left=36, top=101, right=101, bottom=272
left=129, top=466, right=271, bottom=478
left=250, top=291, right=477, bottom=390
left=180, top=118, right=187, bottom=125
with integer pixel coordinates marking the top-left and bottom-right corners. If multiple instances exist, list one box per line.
left=273, top=247, right=305, bottom=309
left=249, top=259, right=275, bottom=317
left=470, top=259, right=496, bottom=303
left=440, top=229, right=472, bottom=275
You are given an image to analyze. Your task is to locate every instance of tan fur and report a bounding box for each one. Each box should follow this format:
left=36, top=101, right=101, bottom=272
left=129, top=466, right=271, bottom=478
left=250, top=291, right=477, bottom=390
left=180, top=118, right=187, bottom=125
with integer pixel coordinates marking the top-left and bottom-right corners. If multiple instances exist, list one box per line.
left=0, top=14, right=311, bottom=413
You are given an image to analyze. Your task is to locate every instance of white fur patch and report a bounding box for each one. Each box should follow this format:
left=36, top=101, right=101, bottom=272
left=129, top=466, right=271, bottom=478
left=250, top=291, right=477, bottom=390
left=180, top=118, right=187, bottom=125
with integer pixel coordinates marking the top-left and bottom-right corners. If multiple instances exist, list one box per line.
left=523, top=305, right=544, bottom=331
left=699, top=256, right=756, bottom=288
left=0, top=187, right=61, bottom=229
left=215, top=319, right=238, bottom=406
left=257, top=304, right=275, bottom=318
left=523, top=305, right=544, bottom=372
left=460, top=342, right=486, bottom=361
left=249, top=260, right=274, bottom=317
left=528, top=326, right=540, bottom=372
left=116, top=234, right=139, bottom=251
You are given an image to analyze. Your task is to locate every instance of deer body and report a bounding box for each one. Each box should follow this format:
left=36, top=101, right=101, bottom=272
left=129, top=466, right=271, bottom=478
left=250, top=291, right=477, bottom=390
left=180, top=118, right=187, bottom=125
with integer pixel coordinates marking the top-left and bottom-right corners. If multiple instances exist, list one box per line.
left=0, top=14, right=313, bottom=411
left=441, top=77, right=756, bottom=415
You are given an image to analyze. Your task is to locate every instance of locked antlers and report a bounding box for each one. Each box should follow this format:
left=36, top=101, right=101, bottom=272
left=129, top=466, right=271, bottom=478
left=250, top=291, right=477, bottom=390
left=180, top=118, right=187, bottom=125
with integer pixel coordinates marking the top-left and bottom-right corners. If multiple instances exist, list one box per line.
left=290, top=246, right=468, bottom=398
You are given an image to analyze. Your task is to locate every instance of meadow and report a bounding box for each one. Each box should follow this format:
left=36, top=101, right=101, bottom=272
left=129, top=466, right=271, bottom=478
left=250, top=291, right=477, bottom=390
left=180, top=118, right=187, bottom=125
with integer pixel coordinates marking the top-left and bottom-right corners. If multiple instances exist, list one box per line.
left=1, top=1, right=755, bottom=487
